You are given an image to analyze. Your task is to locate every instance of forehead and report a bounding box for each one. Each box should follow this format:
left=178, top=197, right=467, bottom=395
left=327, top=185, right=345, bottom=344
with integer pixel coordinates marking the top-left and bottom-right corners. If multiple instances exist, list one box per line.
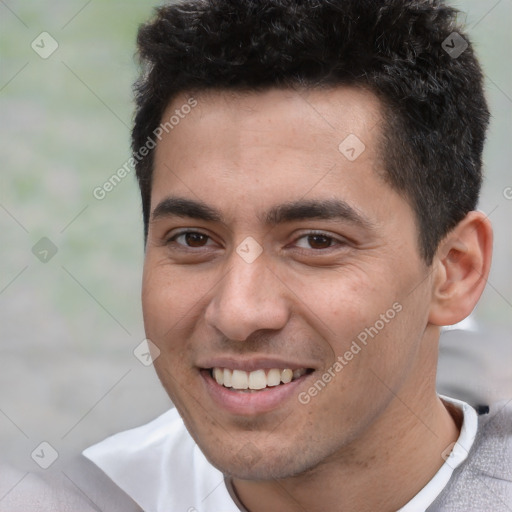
left=157, top=86, right=382, bottom=157
left=151, top=87, right=388, bottom=223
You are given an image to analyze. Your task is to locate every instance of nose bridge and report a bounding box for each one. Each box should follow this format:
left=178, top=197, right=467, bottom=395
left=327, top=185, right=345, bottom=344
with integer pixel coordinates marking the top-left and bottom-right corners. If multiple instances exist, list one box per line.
left=205, top=250, right=288, bottom=341
left=229, top=256, right=266, bottom=302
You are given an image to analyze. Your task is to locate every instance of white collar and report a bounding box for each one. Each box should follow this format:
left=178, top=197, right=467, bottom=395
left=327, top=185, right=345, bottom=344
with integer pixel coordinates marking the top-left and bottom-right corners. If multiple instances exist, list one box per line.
left=83, top=409, right=238, bottom=511
left=83, top=394, right=477, bottom=512
left=396, top=395, right=478, bottom=511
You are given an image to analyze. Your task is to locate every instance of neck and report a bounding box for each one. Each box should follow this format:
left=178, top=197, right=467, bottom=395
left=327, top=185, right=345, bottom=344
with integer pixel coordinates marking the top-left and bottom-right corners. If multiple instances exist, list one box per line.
left=230, top=356, right=460, bottom=512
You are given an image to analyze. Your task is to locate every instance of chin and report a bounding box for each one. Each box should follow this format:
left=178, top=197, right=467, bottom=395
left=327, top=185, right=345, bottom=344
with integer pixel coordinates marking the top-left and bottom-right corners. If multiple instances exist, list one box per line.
left=202, top=442, right=319, bottom=481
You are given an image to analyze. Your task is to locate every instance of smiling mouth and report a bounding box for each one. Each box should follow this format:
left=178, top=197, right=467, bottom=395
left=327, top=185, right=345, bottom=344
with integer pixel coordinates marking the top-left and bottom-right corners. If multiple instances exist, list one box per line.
left=209, top=367, right=314, bottom=392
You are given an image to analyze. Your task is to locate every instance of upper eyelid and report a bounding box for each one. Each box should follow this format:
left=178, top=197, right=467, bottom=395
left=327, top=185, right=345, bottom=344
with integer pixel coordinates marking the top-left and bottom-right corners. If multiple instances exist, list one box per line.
left=167, top=229, right=341, bottom=239
left=292, top=230, right=346, bottom=243
left=167, top=227, right=212, bottom=238
left=168, top=230, right=216, bottom=243
left=165, top=229, right=346, bottom=247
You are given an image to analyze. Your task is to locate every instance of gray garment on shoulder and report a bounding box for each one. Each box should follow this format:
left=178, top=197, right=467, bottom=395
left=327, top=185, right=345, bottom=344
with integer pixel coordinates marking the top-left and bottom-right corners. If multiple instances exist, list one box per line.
left=428, top=400, right=512, bottom=511
left=0, top=454, right=141, bottom=512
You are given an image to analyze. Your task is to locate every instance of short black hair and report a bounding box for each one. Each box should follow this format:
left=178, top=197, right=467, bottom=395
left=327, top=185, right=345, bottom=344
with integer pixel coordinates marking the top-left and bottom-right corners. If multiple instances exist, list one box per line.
left=132, top=0, right=489, bottom=264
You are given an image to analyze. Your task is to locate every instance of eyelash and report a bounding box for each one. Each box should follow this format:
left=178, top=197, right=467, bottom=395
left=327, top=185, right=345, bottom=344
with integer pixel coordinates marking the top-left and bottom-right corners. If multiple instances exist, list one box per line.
left=166, top=230, right=346, bottom=252
left=167, top=231, right=217, bottom=249
left=293, top=231, right=343, bottom=250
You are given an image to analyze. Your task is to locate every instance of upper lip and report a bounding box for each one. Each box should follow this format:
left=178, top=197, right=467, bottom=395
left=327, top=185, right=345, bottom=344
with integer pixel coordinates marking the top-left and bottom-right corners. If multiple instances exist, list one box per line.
left=198, top=357, right=316, bottom=372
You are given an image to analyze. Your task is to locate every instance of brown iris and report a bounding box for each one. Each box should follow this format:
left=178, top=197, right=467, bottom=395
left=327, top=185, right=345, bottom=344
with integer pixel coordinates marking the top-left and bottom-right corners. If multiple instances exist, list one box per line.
left=185, top=232, right=209, bottom=247
left=307, top=234, right=332, bottom=249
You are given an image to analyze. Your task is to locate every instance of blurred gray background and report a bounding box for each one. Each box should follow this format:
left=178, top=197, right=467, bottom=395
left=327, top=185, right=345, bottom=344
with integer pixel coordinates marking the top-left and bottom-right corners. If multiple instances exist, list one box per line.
left=0, top=0, right=511, bottom=474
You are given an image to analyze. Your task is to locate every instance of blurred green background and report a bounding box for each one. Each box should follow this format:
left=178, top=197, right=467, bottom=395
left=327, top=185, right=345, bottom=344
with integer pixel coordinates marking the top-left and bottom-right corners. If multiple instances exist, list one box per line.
left=0, top=0, right=511, bottom=472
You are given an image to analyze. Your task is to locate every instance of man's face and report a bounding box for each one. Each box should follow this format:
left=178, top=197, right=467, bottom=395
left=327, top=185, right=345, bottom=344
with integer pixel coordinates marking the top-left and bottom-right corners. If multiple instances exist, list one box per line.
left=142, top=87, right=436, bottom=479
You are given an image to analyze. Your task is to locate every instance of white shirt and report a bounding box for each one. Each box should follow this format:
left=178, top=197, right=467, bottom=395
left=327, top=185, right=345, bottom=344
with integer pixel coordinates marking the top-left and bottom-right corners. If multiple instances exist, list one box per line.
left=83, top=395, right=477, bottom=512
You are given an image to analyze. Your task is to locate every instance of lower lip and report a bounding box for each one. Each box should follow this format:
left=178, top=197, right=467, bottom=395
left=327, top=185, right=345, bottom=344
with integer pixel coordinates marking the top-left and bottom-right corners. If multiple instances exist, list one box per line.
left=201, top=370, right=312, bottom=415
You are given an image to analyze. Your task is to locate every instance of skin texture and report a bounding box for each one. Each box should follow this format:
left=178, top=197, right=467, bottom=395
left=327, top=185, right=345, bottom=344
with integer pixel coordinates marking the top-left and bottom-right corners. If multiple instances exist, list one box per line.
left=142, top=87, right=493, bottom=511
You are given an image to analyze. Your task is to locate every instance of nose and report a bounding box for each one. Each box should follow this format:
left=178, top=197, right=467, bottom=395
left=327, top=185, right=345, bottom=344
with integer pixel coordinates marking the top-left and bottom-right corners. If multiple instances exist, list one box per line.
left=204, top=250, right=290, bottom=341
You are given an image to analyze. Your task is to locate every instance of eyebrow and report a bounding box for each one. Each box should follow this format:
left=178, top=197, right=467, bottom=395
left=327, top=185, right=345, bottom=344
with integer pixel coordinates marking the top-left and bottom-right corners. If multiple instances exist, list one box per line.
left=151, top=197, right=222, bottom=223
left=150, top=196, right=373, bottom=229
left=263, top=199, right=373, bottom=229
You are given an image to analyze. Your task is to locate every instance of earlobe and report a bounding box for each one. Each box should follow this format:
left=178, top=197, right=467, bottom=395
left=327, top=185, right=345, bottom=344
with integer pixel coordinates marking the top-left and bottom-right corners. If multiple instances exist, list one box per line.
left=428, top=211, right=493, bottom=326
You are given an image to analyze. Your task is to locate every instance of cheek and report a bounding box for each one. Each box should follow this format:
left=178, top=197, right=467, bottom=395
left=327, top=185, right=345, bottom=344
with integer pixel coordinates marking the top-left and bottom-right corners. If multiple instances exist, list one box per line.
left=142, top=264, right=202, bottom=402
left=141, top=260, right=204, bottom=339
left=291, top=265, right=421, bottom=394
left=322, top=285, right=429, bottom=405
left=284, top=265, right=391, bottom=347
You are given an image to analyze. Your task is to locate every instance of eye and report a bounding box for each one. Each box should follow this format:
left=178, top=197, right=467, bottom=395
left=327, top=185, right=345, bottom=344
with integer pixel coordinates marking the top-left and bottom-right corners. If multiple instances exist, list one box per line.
left=294, top=232, right=343, bottom=250
left=168, top=231, right=216, bottom=248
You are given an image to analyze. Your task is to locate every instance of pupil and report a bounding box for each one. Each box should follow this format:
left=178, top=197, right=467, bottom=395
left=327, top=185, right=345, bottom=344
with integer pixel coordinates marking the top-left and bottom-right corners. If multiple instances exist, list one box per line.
left=308, top=234, right=330, bottom=249
left=186, top=233, right=207, bottom=247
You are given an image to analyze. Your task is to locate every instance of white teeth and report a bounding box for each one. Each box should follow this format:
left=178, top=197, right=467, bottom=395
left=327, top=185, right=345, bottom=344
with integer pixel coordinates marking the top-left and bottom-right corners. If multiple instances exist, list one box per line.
left=266, top=368, right=281, bottom=387
left=223, top=368, right=232, bottom=387
left=281, top=369, right=293, bottom=384
left=248, top=369, right=267, bottom=390
left=213, top=368, right=224, bottom=385
left=211, top=367, right=309, bottom=390
left=231, top=369, right=249, bottom=389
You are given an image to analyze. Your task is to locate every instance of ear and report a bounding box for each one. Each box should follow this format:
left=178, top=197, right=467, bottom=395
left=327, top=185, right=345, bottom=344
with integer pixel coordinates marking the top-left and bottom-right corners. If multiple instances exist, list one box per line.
left=428, top=211, right=493, bottom=326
